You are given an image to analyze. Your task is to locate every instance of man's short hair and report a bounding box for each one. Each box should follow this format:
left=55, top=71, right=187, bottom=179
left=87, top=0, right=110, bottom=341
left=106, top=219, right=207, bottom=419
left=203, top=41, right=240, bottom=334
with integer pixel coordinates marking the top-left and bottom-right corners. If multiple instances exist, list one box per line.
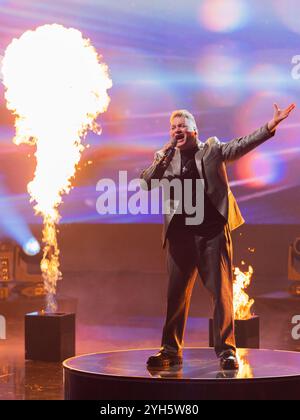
left=170, top=109, right=198, bottom=134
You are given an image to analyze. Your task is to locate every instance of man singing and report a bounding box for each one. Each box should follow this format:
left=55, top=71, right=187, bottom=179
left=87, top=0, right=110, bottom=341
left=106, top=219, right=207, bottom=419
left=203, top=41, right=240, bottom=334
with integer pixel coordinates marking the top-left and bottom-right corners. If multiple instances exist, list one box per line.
left=140, top=104, right=295, bottom=370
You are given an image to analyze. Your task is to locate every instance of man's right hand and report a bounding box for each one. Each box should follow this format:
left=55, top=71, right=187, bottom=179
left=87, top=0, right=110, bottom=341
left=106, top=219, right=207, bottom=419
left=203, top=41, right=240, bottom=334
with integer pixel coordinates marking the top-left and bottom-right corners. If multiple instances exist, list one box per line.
left=157, top=140, right=176, bottom=168
left=162, top=140, right=175, bottom=153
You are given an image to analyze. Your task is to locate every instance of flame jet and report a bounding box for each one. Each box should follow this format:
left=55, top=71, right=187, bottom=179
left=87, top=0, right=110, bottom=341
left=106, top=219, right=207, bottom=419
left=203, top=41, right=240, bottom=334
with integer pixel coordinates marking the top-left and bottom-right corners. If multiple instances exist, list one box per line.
left=233, top=265, right=254, bottom=320
left=2, top=24, right=112, bottom=312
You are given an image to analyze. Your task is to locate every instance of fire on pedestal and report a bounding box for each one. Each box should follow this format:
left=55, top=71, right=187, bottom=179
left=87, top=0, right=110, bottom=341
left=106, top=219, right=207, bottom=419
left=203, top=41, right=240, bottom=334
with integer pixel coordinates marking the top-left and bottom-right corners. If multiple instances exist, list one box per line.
left=209, top=265, right=260, bottom=349
left=25, top=312, right=75, bottom=362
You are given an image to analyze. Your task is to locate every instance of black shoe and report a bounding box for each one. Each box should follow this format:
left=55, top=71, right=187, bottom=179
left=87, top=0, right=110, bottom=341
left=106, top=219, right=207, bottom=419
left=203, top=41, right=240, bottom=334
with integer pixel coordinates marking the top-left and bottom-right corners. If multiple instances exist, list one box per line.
left=147, top=351, right=183, bottom=368
left=219, top=351, right=239, bottom=371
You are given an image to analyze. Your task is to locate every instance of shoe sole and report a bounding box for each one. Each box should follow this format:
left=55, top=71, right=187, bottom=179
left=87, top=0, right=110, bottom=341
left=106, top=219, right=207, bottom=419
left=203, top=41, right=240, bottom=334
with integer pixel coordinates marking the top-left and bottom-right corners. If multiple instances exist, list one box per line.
left=147, top=359, right=183, bottom=368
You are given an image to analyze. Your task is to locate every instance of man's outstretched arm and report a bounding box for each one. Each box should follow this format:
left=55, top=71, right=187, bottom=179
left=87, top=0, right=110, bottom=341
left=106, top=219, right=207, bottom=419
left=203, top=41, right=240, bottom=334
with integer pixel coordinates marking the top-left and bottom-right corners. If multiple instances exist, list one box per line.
left=220, top=103, right=296, bottom=163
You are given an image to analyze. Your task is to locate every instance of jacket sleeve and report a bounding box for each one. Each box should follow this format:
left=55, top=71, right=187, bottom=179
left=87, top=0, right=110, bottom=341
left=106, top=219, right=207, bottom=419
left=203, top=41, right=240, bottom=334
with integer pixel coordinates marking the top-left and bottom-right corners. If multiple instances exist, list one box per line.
left=220, top=123, right=276, bottom=163
left=140, top=151, right=171, bottom=190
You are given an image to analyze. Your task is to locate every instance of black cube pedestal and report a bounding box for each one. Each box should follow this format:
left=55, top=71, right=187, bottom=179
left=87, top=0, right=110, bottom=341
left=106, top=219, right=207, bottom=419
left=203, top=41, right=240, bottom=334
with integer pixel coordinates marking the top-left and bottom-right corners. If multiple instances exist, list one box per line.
left=25, top=312, right=75, bottom=362
left=209, top=316, right=260, bottom=349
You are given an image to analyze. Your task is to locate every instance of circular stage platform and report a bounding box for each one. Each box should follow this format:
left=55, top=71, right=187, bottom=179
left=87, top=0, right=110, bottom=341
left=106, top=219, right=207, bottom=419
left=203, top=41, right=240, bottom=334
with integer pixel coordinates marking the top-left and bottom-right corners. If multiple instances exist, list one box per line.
left=63, top=348, right=300, bottom=400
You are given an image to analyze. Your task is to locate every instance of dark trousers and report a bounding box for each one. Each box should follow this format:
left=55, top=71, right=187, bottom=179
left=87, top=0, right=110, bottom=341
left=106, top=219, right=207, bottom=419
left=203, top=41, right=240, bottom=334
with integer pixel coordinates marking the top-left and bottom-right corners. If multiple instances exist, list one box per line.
left=161, top=223, right=236, bottom=357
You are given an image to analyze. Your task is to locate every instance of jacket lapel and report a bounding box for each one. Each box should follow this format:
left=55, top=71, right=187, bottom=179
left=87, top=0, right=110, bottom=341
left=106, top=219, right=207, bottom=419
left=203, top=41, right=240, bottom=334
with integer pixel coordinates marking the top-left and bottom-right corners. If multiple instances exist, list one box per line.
left=195, top=142, right=208, bottom=179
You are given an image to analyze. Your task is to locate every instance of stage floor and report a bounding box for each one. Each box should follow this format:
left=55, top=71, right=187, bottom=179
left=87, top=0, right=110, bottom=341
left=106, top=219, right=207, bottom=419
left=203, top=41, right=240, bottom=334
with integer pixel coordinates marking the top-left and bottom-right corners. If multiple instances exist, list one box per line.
left=63, top=348, right=300, bottom=400
left=1, top=311, right=299, bottom=399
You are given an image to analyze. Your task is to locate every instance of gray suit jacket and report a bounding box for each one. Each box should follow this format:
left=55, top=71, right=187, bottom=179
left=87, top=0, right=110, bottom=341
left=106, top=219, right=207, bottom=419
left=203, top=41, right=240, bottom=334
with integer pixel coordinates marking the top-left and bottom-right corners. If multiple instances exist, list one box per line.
left=140, top=123, right=275, bottom=248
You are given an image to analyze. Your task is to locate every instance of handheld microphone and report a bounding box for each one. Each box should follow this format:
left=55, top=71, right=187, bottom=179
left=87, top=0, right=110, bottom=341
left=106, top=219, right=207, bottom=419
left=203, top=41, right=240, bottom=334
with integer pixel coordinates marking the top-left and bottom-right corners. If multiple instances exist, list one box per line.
left=164, top=133, right=184, bottom=158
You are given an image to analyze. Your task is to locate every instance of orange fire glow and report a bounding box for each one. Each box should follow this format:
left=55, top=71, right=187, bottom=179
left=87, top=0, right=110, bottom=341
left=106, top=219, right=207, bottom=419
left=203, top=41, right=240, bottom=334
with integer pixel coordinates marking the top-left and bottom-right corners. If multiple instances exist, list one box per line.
left=236, top=349, right=254, bottom=378
left=233, top=265, right=254, bottom=320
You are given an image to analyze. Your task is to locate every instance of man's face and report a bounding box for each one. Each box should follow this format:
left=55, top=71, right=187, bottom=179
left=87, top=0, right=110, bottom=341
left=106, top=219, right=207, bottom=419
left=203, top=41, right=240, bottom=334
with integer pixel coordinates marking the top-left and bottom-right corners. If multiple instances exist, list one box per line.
left=170, top=116, right=197, bottom=150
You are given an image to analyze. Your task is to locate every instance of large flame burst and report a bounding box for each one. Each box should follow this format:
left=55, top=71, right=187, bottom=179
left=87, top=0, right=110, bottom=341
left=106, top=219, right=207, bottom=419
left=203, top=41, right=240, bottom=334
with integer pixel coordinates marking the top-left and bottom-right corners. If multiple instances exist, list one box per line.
left=2, top=24, right=112, bottom=312
left=233, top=265, right=254, bottom=320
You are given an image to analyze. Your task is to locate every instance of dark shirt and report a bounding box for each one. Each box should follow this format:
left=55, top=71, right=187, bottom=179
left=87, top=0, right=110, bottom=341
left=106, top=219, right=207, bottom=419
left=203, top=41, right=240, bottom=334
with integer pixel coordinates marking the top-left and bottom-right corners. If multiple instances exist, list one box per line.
left=168, top=146, right=226, bottom=236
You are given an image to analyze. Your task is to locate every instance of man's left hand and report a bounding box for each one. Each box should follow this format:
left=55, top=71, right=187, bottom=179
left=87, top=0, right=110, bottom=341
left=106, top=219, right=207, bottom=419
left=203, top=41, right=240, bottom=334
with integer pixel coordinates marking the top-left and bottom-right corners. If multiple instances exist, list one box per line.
left=268, top=103, right=296, bottom=132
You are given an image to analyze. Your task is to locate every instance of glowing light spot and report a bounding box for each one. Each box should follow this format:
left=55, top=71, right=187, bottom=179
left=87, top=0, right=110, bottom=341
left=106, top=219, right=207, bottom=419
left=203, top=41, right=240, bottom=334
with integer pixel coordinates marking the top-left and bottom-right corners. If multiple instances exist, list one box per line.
left=248, top=64, right=286, bottom=90
left=199, top=53, right=241, bottom=88
left=199, top=0, right=249, bottom=33
left=23, top=237, right=41, bottom=256
left=197, top=48, right=244, bottom=107
left=274, top=0, right=300, bottom=35
left=235, top=151, right=284, bottom=188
